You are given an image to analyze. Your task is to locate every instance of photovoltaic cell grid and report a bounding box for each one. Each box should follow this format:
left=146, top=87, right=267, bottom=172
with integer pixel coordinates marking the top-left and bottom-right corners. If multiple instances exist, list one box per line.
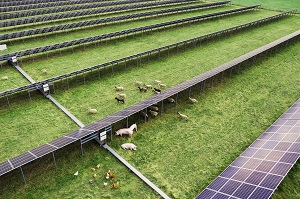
left=0, top=30, right=298, bottom=179
left=0, top=11, right=295, bottom=101
left=196, top=99, right=300, bottom=199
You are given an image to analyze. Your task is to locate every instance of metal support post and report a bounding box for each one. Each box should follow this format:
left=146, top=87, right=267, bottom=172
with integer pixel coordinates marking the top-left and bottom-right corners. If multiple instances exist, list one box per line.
left=20, top=166, right=26, bottom=184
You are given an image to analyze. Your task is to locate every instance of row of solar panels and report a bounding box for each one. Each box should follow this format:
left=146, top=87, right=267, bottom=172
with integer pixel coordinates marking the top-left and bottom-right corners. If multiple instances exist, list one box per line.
left=0, top=0, right=152, bottom=20
left=196, top=98, right=300, bottom=199
left=0, top=30, right=298, bottom=177
left=0, top=5, right=260, bottom=62
left=0, top=0, right=145, bottom=10
left=0, top=10, right=295, bottom=100
left=0, top=1, right=230, bottom=41
left=0, top=0, right=193, bottom=25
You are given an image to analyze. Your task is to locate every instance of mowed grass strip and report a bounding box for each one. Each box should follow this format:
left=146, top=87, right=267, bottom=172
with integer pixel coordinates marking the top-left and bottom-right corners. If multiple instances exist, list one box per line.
left=0, top=94, right=78, bottom=161
left=51, top=15, right=299, bottom=125
left=0, top=5, right=237, bottom=54
left=17, top=10, right=286, bottom=81
left=109, top=42, right=300, bottom=198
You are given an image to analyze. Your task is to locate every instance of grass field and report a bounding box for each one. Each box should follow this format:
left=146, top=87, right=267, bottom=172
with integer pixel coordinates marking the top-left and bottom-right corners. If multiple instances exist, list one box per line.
left=0, top=0, right=299, bottom=198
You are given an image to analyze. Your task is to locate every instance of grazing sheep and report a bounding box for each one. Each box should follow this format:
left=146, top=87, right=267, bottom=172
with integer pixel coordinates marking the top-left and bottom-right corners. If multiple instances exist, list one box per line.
left=188, top=97, right=198, bottom=104
left=115, top=97, right=125, bottom=103
left=153, top=88, right=161, bottom=94
left=149, top=105, right=159, bottom=111
left=121, top=143, right=137, bottom=150
left=115, top=86, right=124, bottom=91
left=2, top=76, right=8, bottom=80
left=134, top=81, right=143, bottom=86
left=158, top=83, right=166, bottom=88
left=88, top=108, right=97, bottom=114
left=177, top=112, right=188, bottom=120
left=117, top=93, right=126, bottom=99
left=149, top=110, right=158, bottom=117
left=144, top=84, right=152, bottom=89
left=154, top=80, right=161, bottom=84
left=167, top=97, right=175, bottom=103
left=138, top=86, right=147, bottom=92
left=42, top=69, right=47, bottom=74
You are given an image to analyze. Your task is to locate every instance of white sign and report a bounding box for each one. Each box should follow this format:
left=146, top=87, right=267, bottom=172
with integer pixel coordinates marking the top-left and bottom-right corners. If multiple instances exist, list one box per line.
left=43, top=84, right=49, bottom=92
left=100, top=135, right=106, bottom=141
left=100, top=131, right=106, bottom=137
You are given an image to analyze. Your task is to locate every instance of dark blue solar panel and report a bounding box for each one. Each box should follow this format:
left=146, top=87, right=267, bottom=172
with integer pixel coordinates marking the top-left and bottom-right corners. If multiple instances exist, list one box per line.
left=232, top=168, right=250, bottom=181
left=231, top=157, right=249, bottom=167
left=219, top=180, right=241, bottom=195
left=252, top=149, right=271, bottom=159
left=266, top=125, right=281, bottom=132
left=279, top=152, right=299, bottom=164
left=212, top=192, right=229, bottom=199
left=274, top=142, right=292, bottom=151
left=220, top=166, right=239, bottom=178
left=232, top=183, right=256, bottom=198
left=288, top=143, right=300, bottom=153
left=265, top=151, right=284, bottom=162
left=248, top=187, right=273, bottom=199
left=270, top=162, right=292, bottom=176
left=259, top=174, right=283, bottom=189
left=269, top=133, right=286, bottom=141
left=240, top=148, right=258, bottom=157
left=243, top=158, right=262, bottom=170
left=250, top=140, right=266, bottom=148
left=195, top=189, right=216, bottom=199
left=245, top=171, right=267, bottom=185
left=255, top=160, right=276, bottom=172
left=261, top=140, right=279, bottom=150
left=207, top=177, right=228, bottom=191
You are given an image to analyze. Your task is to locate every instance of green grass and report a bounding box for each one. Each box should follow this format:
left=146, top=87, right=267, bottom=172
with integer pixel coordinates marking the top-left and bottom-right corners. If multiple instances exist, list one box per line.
left=231, top=0, right=300, bottom=12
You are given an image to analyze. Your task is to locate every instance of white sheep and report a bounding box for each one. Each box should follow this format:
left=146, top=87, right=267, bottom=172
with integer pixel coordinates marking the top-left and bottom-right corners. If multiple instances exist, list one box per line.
left=2, top=76, right=8, bottom=80
left=149, top=110, right=158, bottom=117
left=158, top=83, right=166, bottom=88
left=42, top=69, right=47, bottom=74
left=121, top=143, right=137, bottom=150
left=115, top=86, right=124, bottom=91
left=177, top=112, right=188, bottom=120
left=167, top=97, right=175, bottom=103
left=88, top=108, right=97, bottom=114
left=188, top=97, right=198, bottom=104
left=149, top=105, right=159, bottom=111
left=134, top=81, right=142, bottom=86
left=154, top=80, right=161, bottom=84
left=144, top=84, right=152, bottom=89
left=118, top=93, right=126, bottom=99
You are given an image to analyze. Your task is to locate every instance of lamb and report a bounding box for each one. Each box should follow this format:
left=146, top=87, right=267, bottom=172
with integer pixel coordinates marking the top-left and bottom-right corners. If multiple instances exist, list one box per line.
left=2, top=76, right=8, bottom=80
left=149, top=105, right=159, bottom=111
left=88, top=108, right=97, bottom=114
left=188, top=97, right=198, bottom=104
left=153, top=88, right=161, bottom=94
left=158, top=83, right=166, bottom=88
left=121, top=143, right=137, bottom=150
left=117, top=93, right=126, bottom=99
left=167, top=97, right=175, bottom=103
left=42, top=69, right=47, bottom=74
left=154, top=80, right=161, bottom=84
left=134, top=81, right=143, bottom=86
left=149, top=110, right=158, bottom=117
left=115, top=97, right=125, bottom=103
left=138, top=86, right=147, bottom=92
left=177, top=112, right=188, bottom=120
left=115, top=86, right=124, bottom=91
left=144, top=84, right=152, bottom=89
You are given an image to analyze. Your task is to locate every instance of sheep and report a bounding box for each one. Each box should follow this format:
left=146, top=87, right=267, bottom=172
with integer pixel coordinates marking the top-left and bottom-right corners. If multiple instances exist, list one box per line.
left=138, top=86, right=147, bottom=92
left=153, top=88, right=161, bottom=94
left=188, top=97, right=198, bottom=104
left=141, top=111, right=148, bottom=119
left=144, top=84, right=152, bottom=89
left=158, top=83, right=166, bottom=88
left=121, top=143, right=137, bottom=150
left=117, top=93, right=126, bottom=99
left=134, top=81, right=143, bottom=86
left=149, top=105, right=159, bottom=111
left=154, top=80, right=161, bottom=84
left=115, top=124, right=137, bottom=137
left=115, top=97, right=125, bottom=103
left=42, top=69, right=47, bottom=74
left=149, top=110, right=158, bottom=117
left=167, top=97, right=175, bottom=103
left=115, top=86, right=124, bottom=91
left=88, top=108, right=97, bottom=114
left=2, top=76, right=8, bottom=80
left=177, top=112, right=188, bottom=120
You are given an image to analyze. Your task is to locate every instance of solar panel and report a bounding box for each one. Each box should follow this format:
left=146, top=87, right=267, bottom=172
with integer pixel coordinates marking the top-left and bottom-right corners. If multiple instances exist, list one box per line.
left=196, top=99, right=300, bottom=199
